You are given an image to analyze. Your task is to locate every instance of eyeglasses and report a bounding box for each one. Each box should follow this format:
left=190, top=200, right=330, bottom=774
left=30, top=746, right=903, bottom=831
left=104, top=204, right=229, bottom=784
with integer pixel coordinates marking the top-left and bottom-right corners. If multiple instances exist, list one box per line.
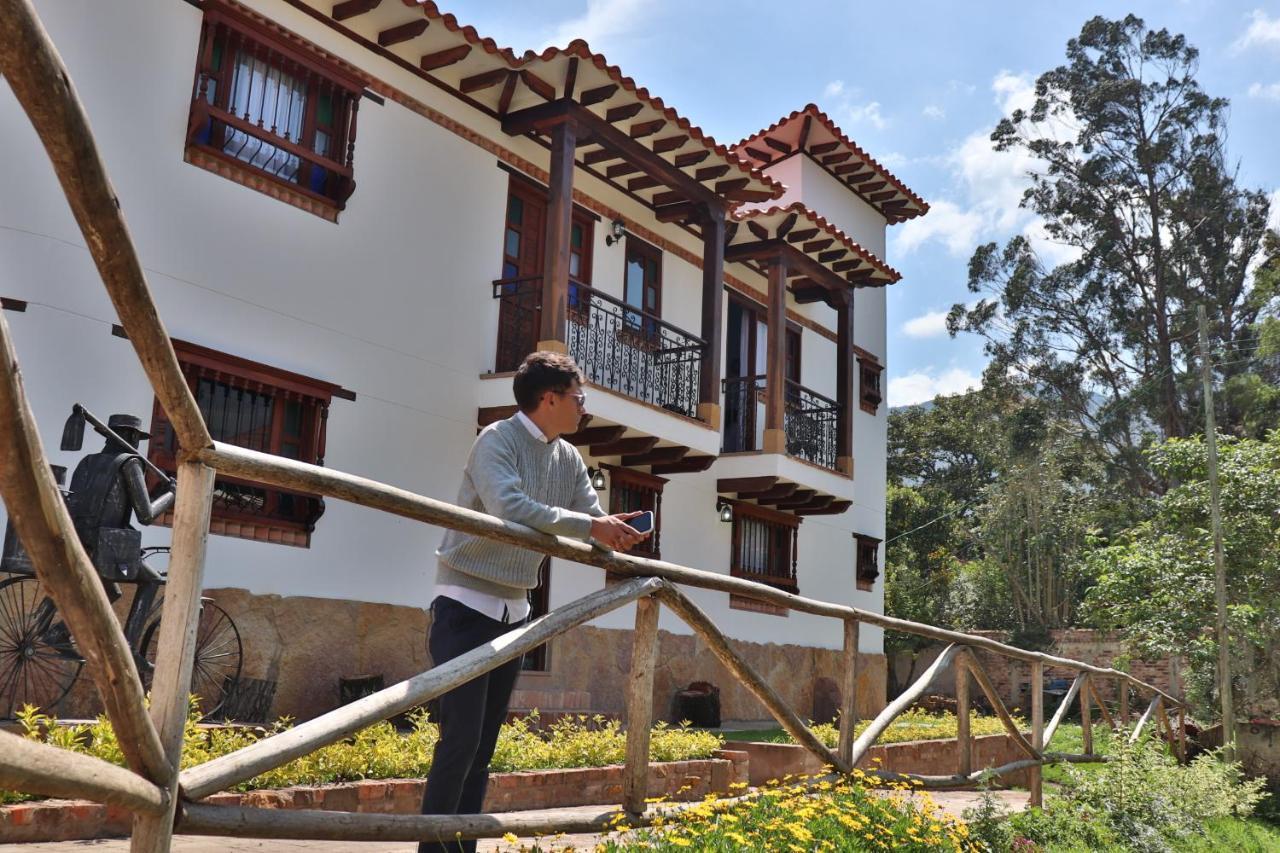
left=560, top=390, right=587, bottom=408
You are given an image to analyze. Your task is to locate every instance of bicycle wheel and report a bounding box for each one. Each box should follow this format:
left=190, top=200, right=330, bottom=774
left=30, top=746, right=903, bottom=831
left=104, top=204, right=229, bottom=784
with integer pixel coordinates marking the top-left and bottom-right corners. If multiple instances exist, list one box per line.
left=0, top=575, right=84, bottom=719
left=141, top=599, right=243, bottom=720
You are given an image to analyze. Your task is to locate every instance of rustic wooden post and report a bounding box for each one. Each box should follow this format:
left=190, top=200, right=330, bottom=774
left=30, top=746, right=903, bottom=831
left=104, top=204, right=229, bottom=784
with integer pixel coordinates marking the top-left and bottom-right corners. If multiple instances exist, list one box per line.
left=131, top=462, right=217, bottom=853
left=1118, top=678, right=1129, bottom=734
left=834, top=290, right=855, bottom=476
left=537, top=116, right=577, bottom=352
left=955, top=649, right=972, bottom=778
left=1177, top=706, right=1188, bottom=762
left=849, top=645, right=963, bottom=769
left=622, top=595, right=660, bottom=817
left=1029, top=661, right=1044, bottom=808
left=697, top=205, right=725, bottom=429
left=1080, top=674, right=1093, bottom=756
left=762, top=258, right=788, bottom=454
left=837, top=617, right=860, bottom=767
left=1130, top=695, right=1161, bottom=745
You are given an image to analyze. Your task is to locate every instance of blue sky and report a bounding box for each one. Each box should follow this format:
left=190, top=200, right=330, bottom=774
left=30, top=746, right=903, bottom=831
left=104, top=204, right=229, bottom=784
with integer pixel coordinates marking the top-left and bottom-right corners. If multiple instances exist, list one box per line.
left=449, top=1, right=1280, bottom=405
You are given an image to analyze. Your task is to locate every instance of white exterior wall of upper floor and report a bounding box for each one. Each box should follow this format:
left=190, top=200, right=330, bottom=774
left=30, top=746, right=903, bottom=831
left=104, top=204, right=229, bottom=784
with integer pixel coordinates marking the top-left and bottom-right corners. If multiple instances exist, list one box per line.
left=0, top=0, right=880, bottom=653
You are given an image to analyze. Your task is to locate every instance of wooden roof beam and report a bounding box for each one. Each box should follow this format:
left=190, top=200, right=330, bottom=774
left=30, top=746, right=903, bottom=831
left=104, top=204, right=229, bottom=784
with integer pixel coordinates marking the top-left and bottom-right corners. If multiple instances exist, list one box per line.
left=605, top=102, right=644, bottom=122
left=520, top=69, right=556, bottom=101
left=818, top=248, right=848, bottom=263
left=869, top=189, right=899, bottom=202
left=695, top=164, right=731, bottom=181
left=582, top=148, right=622, bottom=166
left=652, top=134, right=689, bottom=153
left=723, top=189, right=776, bottom=202
left=832, top=259, right=865, bottom=272
left=503, top=101, right=726, bottom=207
left=674, top=150, right=710, bottom=167
left=786, top=227, right=819, bottom=244
left=591, top=436, right=659, bottom=456
left=496, top=72, right=518, bottom=115
left=855, top=180, right=888, bottom=193
left=760, top=488, right=815, bottom=506
left=333, top=0, right=381, bottom=21
left=628, top=175, right=660, bottom=191
left=808, top=140, right=839, bottom=155
left=461, top=67, right=509, bottom=94
left=796, top=499, right=852, bottom=516
left=763, top=137, right=792, bottom=155
left=651, top=455, right=716, bottom=475
left=717, top=476, right=779, bottom=493
left=822, top=151, right=852, bottom=165
left=775, top=212, right=799, bottom=239
left=630, top=118, right=666, bottom=139
left=563, top=425, right=626, bottom=446
left=743, top=145, right=773, bottom=162
left=579, top=83, right=618, bottom=106
left=606, top=161, right=643, bottom=178
left=725, top=240, right=850, bottom=292
left=621, top=445, right=690, bottom=466
left=802, top=238, right=835, bottom=253
left=737, top=482, right=798, bottom=501
left=419, top=44, right=471, bottom=71
left=654, top=202, right=699, bottom=223
left=378, top=19, right=428, bottom=46
left=745, top=220, right=770, bottom=241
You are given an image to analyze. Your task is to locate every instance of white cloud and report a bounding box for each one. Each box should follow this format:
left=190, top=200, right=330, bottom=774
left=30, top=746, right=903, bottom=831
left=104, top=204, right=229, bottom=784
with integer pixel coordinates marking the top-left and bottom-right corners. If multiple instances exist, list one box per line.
left=894, top=199, right=984, bottom=256
left=992, top=71, right=1034, bottom=115
left=889, top=367, right=980, bottom=406
left=922, top=104, right=946, bottom=120
left=822, top=79, right=889, bottom=131
left=1270, top=189, right=1280, bottom=231
left=1233, top=9, right=1280, bottom=53
left=541, top=0, right=649, bottom=49
left=902, top=310, right=951, bottom=339
left=1248, top=81, right=1280, bottom=100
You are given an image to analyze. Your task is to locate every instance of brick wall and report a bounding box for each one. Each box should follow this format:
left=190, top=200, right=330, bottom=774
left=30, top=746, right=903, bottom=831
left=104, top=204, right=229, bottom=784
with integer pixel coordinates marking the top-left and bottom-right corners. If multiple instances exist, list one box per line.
left=889, top=629, right=1184, bottom=710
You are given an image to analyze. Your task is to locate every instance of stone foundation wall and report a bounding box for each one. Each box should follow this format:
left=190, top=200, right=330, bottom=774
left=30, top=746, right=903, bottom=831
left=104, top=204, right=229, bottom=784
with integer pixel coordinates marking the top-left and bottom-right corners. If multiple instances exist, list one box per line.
left=54, top=588, right=886, bottom=724
left=889, top=629, right=1183, bottom=710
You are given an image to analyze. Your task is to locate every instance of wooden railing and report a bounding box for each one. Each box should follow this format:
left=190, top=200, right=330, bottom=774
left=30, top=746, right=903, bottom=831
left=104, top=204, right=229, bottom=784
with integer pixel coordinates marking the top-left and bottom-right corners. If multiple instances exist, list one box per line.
left=0, top=2, right=1190, bottom=848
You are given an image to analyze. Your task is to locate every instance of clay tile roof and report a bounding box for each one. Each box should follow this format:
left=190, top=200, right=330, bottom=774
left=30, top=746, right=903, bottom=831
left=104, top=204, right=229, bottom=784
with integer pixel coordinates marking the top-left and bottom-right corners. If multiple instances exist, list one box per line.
left=728, top=202, right=901, bottom=286
left=331, top=1, right=783, bottom=206
left=732, top=105, right=929, bottom=224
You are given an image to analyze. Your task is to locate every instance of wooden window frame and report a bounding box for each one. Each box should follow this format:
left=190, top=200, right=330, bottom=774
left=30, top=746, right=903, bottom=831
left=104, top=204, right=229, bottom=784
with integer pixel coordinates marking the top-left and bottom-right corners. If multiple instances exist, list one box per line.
left=604, top=465, right=666, bottom=561
left=855, top=533, right=881, bottom=591
left=857, top=352, right=883, bottom=414
left=729, top=500, right=800, bottom=592
left=146, top=339, right=346, bottom=548
left=185, top=1, right=363, bottom=218
left=622, top=235, right=662, bottom=342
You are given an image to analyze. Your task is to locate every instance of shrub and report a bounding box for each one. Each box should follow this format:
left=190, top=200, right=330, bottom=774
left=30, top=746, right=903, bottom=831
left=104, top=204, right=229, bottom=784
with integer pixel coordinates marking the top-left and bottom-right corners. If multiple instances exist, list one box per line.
left=589, top=771, right=981, bottom=852
left=2, top=703, right=723, bottom=802
left=971, top=740, right=1267, bottom=853
left=775, top=709, right=1026, bottom=748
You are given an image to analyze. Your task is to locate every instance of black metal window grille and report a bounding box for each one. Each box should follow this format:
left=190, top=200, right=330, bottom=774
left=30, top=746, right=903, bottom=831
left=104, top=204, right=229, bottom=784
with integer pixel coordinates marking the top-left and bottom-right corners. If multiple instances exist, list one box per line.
left=731, top=504, right=799, bottom=593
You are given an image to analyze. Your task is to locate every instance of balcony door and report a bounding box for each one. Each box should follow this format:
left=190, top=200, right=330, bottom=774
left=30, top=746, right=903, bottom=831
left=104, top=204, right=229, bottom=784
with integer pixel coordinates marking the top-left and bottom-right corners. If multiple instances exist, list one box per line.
left=724, top=297, right=799, bottom=452
left=495, top=176, right=593, bottom=372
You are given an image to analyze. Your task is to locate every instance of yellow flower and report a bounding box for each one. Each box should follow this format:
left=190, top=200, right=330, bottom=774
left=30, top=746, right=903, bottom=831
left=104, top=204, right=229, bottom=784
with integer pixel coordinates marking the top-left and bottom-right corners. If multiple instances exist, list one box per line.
left=669, top=837, right=692, bottom=847
left=502, top=832, right=519, bottom=843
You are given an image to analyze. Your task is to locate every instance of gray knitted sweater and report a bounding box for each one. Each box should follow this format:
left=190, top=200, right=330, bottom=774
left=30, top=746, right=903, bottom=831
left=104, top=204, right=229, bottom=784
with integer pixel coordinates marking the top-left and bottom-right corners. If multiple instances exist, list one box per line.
left=435, top=416, right=604, bottom=598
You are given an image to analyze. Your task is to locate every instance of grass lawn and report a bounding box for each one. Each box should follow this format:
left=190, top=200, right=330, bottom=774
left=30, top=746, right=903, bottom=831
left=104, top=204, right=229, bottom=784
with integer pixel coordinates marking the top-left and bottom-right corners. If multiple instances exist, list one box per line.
left=1173, top=817, right=1280, bottom=851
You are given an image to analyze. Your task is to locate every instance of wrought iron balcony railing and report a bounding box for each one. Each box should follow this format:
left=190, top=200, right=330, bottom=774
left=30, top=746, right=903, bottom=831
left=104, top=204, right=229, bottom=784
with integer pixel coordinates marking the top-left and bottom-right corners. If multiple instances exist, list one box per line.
left=491, top=276, right=706, bottom=420
left=722, top=375, right=841, bottom=471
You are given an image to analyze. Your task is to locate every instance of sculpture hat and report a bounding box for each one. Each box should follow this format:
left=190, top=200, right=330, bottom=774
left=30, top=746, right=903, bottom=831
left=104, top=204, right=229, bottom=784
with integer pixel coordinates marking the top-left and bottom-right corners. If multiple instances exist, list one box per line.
left=106, top=413, right=151, bottom=440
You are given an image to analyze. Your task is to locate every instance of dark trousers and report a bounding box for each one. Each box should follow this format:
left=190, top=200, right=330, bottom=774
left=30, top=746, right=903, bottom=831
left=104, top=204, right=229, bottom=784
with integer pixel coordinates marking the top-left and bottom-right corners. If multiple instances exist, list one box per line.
left=418, top=596, right=525, bottom=853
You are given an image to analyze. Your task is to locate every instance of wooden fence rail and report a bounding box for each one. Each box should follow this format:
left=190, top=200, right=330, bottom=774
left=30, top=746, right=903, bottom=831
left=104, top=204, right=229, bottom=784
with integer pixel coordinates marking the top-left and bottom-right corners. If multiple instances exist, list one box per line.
left=0, top=0, right=1193, bottom=850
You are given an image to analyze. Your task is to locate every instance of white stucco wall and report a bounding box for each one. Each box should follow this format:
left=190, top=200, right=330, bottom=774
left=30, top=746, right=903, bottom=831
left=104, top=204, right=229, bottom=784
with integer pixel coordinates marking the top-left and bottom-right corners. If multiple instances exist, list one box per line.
left=0, top=0, right=886, bottom=656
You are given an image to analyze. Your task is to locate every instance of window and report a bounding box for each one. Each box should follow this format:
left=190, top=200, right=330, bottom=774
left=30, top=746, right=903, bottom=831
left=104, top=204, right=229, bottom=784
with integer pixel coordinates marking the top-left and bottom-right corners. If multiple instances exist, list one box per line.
left=606, top=466, right=666, bottom=560
left=729, top=502, right=800, bottom=592
left=855, top=534, right=881, bottom=591
left=186, top=2, right=362, bottom=217
left=858, top=354, right=883, bottom=414
left=623, top=236, right=661, bottom=335
left=147, top=339, right=347, bottom=547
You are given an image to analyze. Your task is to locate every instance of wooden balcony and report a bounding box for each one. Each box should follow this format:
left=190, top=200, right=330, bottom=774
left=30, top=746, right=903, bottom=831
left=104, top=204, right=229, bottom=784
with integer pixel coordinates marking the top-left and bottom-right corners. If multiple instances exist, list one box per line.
left=721, top=375, right=842, bottom=472
left=492, top=275, right=706, bottom=421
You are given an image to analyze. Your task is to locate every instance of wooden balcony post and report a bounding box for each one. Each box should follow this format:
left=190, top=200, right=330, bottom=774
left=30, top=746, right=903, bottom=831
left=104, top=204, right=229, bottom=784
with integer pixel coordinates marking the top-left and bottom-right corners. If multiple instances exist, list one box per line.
left=623, top=596, right=660, bottom=817
left=697, top=205, right=725, bottom=429
left=834, top=290, right=854, bottom=476
left=537, top=117, right=577, bottom=352
left=1030, top=661, right=1044, bottom=808
left=763, top=258, right=788, bottom=453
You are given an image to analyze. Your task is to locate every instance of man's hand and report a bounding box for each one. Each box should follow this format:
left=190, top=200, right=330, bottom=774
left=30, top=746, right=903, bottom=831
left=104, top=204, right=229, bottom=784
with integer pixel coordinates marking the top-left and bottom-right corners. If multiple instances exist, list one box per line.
left=590, top=511, right=651, bottom=551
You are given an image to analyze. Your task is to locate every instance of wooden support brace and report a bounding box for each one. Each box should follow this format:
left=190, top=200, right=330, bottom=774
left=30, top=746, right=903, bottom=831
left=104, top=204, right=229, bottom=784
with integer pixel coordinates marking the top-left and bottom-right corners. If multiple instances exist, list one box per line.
left=837, top=618, right=859, bottom=768
left=1042, top=674, right=1083, bottom=747
left=130, top=462, right=217, bottom=853
left=622, top=596, right=660, bottom=816
left=181, top=577, right=663, bottom=799
left=964, top=653, right=1043, bottom=761
left=848, top=645, right=962, bottom=769
left=656, top=585, right=846, bottom=773
left=1130, top=695, right=1161, bottom=745
left=0, top=730, right=167, bottom=815
left=955, top=650, right=972, bottom=778
left=0, top=307, right=167, bottom=784
left=1080, top=674, right=1094, bottom=756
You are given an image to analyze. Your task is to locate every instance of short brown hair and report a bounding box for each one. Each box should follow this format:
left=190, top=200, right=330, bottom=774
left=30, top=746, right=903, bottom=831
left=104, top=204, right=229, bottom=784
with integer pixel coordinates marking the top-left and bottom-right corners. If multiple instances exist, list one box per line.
left=513, top=351, right=584, bottom=412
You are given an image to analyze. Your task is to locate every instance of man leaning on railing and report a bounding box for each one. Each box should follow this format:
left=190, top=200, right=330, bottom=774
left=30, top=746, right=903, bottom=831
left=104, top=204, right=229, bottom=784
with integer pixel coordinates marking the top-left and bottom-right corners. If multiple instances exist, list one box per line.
left=420, top=351, right=649, bottom=853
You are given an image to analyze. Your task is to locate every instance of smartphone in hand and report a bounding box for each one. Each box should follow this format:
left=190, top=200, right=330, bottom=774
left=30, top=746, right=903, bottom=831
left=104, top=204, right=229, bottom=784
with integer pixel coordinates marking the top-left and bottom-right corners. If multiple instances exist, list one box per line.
left=626, top=510, right=655, bottom=534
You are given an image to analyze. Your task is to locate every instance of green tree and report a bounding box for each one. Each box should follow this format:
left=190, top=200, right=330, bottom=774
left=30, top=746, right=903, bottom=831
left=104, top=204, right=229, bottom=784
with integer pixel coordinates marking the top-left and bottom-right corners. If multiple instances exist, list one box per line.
left=1084, top=431, right=1280, bottom=719
left=949, top=15, right=1273, bottom=493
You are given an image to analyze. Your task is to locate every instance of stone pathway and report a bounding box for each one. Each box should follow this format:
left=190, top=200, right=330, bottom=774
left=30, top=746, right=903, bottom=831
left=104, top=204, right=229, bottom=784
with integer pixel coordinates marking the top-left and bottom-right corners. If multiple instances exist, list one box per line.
left=0, top=791, right=1029, bottom=851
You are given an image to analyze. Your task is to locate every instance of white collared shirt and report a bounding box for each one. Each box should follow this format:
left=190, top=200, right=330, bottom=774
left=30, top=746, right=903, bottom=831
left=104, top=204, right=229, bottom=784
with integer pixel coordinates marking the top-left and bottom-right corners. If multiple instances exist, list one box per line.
left=432, top=412, right=546, bottom=623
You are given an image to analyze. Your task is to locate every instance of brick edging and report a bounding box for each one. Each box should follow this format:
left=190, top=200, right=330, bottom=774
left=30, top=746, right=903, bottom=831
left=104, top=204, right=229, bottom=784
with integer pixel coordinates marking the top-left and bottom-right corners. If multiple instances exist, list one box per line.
left=0, top=754, right=744, bottom=844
